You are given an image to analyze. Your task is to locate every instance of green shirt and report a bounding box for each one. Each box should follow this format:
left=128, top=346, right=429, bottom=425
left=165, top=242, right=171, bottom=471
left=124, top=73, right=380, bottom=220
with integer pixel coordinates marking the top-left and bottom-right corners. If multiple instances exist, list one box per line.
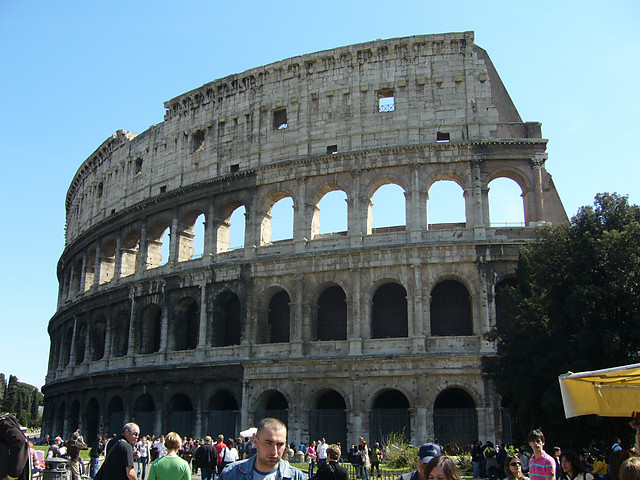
left=148, top=455, right=192, bottom=480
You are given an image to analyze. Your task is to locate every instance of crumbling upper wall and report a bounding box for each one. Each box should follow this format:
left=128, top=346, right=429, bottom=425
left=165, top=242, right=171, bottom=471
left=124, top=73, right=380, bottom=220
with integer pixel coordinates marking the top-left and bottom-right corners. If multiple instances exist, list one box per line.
left=64, top=32, right=543, bottom=244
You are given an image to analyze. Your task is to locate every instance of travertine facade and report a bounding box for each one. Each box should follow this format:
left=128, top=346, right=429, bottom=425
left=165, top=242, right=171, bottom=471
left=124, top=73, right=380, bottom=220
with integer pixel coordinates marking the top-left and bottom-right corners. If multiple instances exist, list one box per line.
left=43, top=32, right=566, bottom=447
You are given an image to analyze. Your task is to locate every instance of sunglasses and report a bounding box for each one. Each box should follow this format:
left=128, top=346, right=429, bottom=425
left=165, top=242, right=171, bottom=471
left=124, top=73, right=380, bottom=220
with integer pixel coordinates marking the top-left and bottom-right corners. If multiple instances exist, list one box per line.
left=510, top=462, right=522, bottom=467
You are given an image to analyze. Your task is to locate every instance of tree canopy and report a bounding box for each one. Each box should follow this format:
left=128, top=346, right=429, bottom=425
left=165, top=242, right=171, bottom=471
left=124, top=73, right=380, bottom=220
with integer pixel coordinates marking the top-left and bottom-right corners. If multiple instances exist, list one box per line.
left=0, top=373, right=43, bottom=427
left=484, top=193, right=640, bottom=448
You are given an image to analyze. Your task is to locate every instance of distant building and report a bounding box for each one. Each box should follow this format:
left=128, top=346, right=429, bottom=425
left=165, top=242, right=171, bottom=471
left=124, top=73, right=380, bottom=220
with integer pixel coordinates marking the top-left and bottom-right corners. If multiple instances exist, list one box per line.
left=43, top=32, right=566, bottom=446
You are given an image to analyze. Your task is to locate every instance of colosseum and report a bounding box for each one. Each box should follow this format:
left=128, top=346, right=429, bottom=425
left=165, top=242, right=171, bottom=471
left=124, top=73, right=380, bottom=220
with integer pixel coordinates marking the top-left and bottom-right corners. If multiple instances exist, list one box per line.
left=43, top=31, right=567, bottom=448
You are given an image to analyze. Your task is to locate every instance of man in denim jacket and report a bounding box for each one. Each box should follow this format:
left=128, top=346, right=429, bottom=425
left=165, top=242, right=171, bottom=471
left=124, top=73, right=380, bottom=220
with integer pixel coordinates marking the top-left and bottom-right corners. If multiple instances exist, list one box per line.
left=220, top=418, right=307, bottom=480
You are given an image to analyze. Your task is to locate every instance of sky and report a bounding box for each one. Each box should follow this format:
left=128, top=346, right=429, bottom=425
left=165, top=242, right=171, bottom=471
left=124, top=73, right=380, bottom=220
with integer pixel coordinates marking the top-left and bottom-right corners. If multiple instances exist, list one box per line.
left=0, top=1, right=638, bottom=390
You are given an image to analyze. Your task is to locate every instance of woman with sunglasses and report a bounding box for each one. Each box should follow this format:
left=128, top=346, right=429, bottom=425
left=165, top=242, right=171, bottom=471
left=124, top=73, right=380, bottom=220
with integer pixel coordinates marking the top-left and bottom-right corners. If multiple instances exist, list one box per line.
left=504, top=455, right=528, bottom=480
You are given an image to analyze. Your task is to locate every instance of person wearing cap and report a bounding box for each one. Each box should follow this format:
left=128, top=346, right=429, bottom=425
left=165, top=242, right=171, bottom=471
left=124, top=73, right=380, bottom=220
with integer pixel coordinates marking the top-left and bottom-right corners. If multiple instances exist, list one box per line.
left=397, top=443, right=442, bottom=480
left=47, top=436, right=63, bottom=459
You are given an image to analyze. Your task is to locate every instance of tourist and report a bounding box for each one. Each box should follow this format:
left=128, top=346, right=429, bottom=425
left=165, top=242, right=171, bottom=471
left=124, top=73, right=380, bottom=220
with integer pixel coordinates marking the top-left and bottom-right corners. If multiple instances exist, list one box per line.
left=67, top=430, right=89, bottom=480
left=215, top=434, right=228, bottom=475
left=94, top=422, right=140, bottom=480
left=560, top=450, right=592, bottom=480
left=313, top=444, right=348, bottom=480
left=194, top=435, right=218, bottom=480
left=147, top=432, right=191, bottom=480
left=618, top=457, right=640, bottom=480
left=504, top=454, right=526, bottom=480
left=137, top=434, right=151, bottom=479
left=0, top=412, right=30, bottom=480
left=398, top=443, right=442, bottom=480
left=528, top=429, right=556, bottom=480
left=424, top=456, right=462, bottom=480
left=219, top=417, right=306, bottom=480
left=221, top=438, right=240, bottom=469
left=307, top=440, right=317, bottom=477
left=371, top=442, right=383, bottom=479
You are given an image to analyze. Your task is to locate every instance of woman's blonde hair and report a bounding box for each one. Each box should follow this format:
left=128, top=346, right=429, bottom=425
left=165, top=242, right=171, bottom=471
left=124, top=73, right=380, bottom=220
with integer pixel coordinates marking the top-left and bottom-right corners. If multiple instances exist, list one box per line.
left=619, top=457, right=640, bottom=480
left=164, top=432, right=182, bottom=451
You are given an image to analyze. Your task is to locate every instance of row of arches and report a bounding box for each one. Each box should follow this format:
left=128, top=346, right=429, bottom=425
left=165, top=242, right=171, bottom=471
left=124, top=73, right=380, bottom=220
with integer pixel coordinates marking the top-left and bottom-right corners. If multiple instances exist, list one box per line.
left=51, top=277, right=515, bottom=370
left=60, top=177, right=526, bottom=302
left=47, top=386, right=480, bottom=447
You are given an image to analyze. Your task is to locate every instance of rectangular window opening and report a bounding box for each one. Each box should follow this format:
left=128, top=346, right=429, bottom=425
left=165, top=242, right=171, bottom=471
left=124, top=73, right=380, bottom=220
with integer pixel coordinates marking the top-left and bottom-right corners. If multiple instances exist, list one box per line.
left=160, top=186, right=166, bottom=194
left=437, top=132, right=450, bottom=142
left=135, top=158, right=143, bottom=175
left=378, top=89, right=395, bottom=112
left=327, top=145, right=338, bottom=154
left=193, top=130, right=205, bottom=152
left=230, top=164, right=240, bottom=173
left=273, top=109, right=288, bottom=130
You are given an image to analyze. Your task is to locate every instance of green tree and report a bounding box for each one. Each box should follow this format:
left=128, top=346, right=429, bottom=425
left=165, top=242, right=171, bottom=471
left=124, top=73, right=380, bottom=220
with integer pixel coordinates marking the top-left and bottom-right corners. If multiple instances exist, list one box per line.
left=484, top=193, right=640, bottom=447
left=0, top=373, right=5, bottom=403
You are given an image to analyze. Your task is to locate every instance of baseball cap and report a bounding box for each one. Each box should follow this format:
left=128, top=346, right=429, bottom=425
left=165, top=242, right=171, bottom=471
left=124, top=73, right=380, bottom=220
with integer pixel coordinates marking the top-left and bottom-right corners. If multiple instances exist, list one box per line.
left=419, top=443, right=442, bottom=463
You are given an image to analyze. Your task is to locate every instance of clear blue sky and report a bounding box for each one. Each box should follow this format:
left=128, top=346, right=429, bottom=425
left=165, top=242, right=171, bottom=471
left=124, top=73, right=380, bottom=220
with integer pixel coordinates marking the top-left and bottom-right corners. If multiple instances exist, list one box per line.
left=1, top=1, right=638, bottom=390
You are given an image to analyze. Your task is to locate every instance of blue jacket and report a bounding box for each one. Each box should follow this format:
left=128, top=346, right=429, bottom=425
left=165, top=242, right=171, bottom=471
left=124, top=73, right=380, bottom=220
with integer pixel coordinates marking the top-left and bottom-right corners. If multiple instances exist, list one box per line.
left=221, top=456, right=307, bottom=480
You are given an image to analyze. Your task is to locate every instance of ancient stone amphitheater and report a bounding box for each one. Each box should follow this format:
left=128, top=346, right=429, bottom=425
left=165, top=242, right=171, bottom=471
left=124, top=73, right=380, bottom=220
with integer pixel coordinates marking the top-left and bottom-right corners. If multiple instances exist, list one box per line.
left=43, top=32, right=566, bottom=448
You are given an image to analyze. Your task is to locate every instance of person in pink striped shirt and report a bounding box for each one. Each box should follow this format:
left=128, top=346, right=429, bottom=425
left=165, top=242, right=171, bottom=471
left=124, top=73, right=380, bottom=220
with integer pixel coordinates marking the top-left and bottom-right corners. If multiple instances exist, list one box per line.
left=528, top=430, right=556, bottom=480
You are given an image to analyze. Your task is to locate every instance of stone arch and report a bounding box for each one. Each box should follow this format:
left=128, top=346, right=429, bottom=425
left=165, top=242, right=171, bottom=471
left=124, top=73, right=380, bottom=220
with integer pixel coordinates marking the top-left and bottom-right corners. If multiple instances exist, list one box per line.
left=55, top=401, right=66, bottom=437
left=74, top=321, right=87, bottom=365
left=495, top=277, right=517, bottom=334
left=217, top=201, right=246, bottom=253
left=70, top=257, right=83, bottom=296
left=367, top=178, right=408, bottom=235
left=212, top=290, right=241, bottom=347
left=120, top=229, right=140, bottom=277
left=427, top=173, right=467, bottom=228
left=178, top=208, right=206, bottom=261
left=85, top=247, right=97, bottom=288
left=488, top=174, right=527, bottom=226
left=84, top=397, right=100, bottom=443
left=371, top=282, right=408, bottom=339
left=147, top=220, right=171, bottom=269
left=369, top=389, right=411, bottom=443
left=311, top=184, right=348, bottom=239
left=267, top=289, right=291, bottom=344
left=433, top=387, right=478, bottom=447
left=317, top=284, right=347, bottom=341
left=254, top=390, right=289, bottom=427
left=106, top=395, right=125, bottom=436
left=430, top=280, right=473, bottom=336
left=99, top=238, right=117, bottom=283
left=172, top=297, right=199, bottom=351
left=260, top=190, right=295, bottom=245
left=137, top=304, right=162, bottom=354
left=60, top=322, right=74, bottom=367
left=90, top=316, right=106, bottom=361
left=309, top=389, right=347, bottom=446
left=111, top=310, right=130, bottom=357
left=133, top=393, right=155, bottom=436
left=167, top=393, right=193, bottom=437
left=69, top=399, right=81, bottom=433
left=205, top=390, right=239, bottom=439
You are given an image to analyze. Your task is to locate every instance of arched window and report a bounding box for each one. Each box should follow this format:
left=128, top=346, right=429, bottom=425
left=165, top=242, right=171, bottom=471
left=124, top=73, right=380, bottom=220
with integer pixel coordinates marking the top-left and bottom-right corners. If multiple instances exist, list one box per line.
left=427, top=180, right=466, bottom=228
left=84, top=398, right=100, bottom=444
left=120, top=230, right=140, bottom=276
left=168, top=394, right=193, bottom=437
left=255, top=391, right=288, bottom=427
left=205, top=391, right=239, bottom=439
left=430, top=280, right=473, bottom=336
left=313, top=189, right=347, bottom=238
left=172, top=298, right=199, bottom=351
left=138, top=304, right=162, bottom=354
left=371, top=283, right=408, bottom=338
left=370, top=183, right=406, bottom=234
left=370, top=390, right=410, bottom=443
left=268, top=290, right=290, bottom=343
left=178, top=211, right=206, bottom=261
left=310, top=390, right=347, bottom=447
left=488, top=177, right=525, bottom=226
left=75, top=322, right=87, bottom=365
left=111, top=311, right=130, bottom=357
left=317, top=286, right=347, bottom=340
left=91, top=317, right=106, bottom=361
left=147, top=223, right=170, bottom=269
left=261, top=195, right=294, bottom=244
left=433, top=388, right=477, bottom=446
left=107, top=396, right=124, bottom=436
left=134, top=394, right=155, bottom=436
left=61, top=324, right=73, bottom=366
left=99, top=239, right=116, bottom=283
left=212, top=292, right=241, bottom=347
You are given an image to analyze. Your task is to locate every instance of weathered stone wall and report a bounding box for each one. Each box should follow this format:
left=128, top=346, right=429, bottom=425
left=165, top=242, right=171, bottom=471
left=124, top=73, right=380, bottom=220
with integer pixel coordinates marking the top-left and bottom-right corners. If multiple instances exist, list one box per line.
left=44, top=32, right=567, bottom=447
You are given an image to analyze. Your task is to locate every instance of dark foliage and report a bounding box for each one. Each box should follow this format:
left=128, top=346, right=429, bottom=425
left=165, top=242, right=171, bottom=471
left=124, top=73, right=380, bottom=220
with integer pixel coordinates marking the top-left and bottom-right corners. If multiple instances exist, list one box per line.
left=0, top=373, right=43, bottom=427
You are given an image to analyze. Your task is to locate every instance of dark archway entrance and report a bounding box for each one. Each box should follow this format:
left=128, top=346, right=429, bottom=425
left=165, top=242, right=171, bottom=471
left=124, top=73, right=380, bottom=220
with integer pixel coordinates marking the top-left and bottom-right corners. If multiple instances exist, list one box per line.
left=433, top=388, right=477, bottom=447
left=205, top=391, right=239, bottom=439
left=372, top=283, right=408, bottom=338
left=213, top=291, right=241, bottom=346
left=168, top=394, right=193, bottom=437
left=431, top=281, right=472, bottom=336
left=309, top=390, right=347, bottom=447
left=134, top=394, right=155, bottom=436
left=107, top=396, right=125, bottom=436
left=255, top=391, right=288, bottom=428
left=317, top=286, right=347, bottom=341
left=370, top=390, right=410, bottom=443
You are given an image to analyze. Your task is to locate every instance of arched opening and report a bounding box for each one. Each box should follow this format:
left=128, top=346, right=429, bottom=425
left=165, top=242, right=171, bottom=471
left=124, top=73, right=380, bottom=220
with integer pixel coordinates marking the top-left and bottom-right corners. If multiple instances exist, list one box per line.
left=90, top=317, right=106, bottom=361
left=268, top=290, right=290, bottom=343
left=61, top=324, right=73, bottom=366
left=172, top=297, right=199, bottom=351
left=427, top=180, right=466, bottom=228
left=133, top=394, right=155, bottom=436
left=261, top=195, right=294, bottom=244
left=167, top=394, right=193, bottom=437
left=69, top=399, right=80, bottom=433
left=120, top=230, right=140, bottom=277
left=433, top=388, right=478, bottom=446
left=99, top=239, right=116, bottom=283
left=55, top=402, right=65, bottom=437
left=495, top=278, right=517, bottom=334
left=309, top=390, right=347, bottom=446
left=205, top=391, right=239, bottom=439
left=317, top=286, right=347, bottom=341
left=212, top=291, right=241, bottom=347
left=370, top=390, right=410, bottom=443
left=70, top=258, right=83, bottom=296
left=255, top=391, right=288, bottom=427
left=192, top=213, right=205, bottom=258
left=107, top=396, right=125, bottom=436
left=217, top=203, right=247, bottom=253
left=488, top=177, right=525, bottom=226
left=138, top=304, right=162, bottom=354
left=178, top=211, right=206, bottom=261
left=371, top=283, right=408, bottom=338
left=85, top=249, right=96, bottom=288
left=74, top=322, right=87, bottom=365
left=370, top=183, right=406, bottom=234
left=84, top=398, right=100, bottom=443
left=111, top=311, right=130, bottom=358
left=147, top=223, right=170, bottom=269
left=501, top=397, right=515, bottom=445
left=313, top=189, right=347, bottom=239
left=430, top=280, right=473, bottom=336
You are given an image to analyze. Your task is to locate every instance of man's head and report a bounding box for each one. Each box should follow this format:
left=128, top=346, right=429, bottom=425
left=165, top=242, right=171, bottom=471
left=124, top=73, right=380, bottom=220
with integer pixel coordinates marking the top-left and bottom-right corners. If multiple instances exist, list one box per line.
left=205, top=436, right=212, bottom=444
left=327, top=444, right=341, bottom=461
left=122, top=422, right=140, bottom=445
left=253, top=417, right=287, bottom=472
left=528, top=429, right=545, bottom=454
left=419, top=443, right=442, bottom=466
left=217, top=434, right=224, bottom=443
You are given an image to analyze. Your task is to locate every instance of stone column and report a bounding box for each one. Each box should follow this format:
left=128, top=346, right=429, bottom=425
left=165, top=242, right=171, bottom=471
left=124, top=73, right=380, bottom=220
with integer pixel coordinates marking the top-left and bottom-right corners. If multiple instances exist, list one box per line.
left=294, top=176, right=307, bottom=253
left=103, top=315, right=113, bottom=360
left=529, top=154, right=547, bottom=224
left=204, top=204, right=216, bottom=258
left=292, top=274, right=304, bottom=342
left=93, top=244, right=102, bottom=287
left=408, top=162, right=427, bottom=240
left=198, top=282, right=208, bottom=348
left=193, top=394, right=203, bottom=439
left=113, top=235, right=123, bottom=279
left=68, top=317, right=78, bottom=367
left=79, top=254, right=87, bottom=294
left=170, top=216, right=179, bottom=264
left=137, top=223, right=148, bottom=273
left=415, top=408, right=428, bottom=444
left=159, top=301, right=170, bottom=352
left=127, top=291, right=137, bottom=356
left=348, top=169, right=364, bottom=246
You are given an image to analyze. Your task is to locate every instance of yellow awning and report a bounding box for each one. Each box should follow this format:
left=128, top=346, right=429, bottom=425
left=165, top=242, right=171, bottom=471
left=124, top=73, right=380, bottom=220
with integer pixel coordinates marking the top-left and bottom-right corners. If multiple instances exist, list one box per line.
left=559, top=363, right=640, bottom=418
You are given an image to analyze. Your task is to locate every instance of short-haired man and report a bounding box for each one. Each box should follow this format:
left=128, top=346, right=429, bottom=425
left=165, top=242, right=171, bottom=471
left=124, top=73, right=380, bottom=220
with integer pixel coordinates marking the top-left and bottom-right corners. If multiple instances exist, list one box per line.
left=95, top=422, right=140, bottom=480
left=528, top=429, right=555, bottom=480
left=313, top=444, right=348, bottom=480
left=397, top=443, right=441, bottom=480
left=219, top=417, right=307, bottom=480
left=195, top=435, right=218, bottom=480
